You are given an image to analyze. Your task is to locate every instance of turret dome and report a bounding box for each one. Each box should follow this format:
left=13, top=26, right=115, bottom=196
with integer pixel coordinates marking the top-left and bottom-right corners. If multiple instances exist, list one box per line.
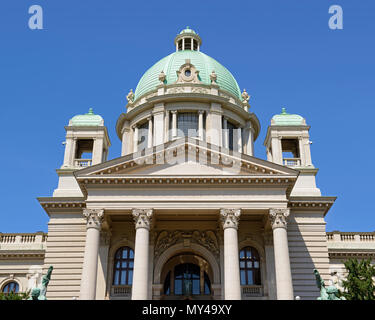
left=271, top=108, right=306, bottom=126
left=69, top=108, right=104, bottom=126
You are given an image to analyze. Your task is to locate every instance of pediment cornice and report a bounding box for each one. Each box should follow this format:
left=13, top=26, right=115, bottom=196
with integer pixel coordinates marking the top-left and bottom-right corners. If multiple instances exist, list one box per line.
left=75, top=137, right=299, bottom=178
left=73, top=138, right=299, bottom=197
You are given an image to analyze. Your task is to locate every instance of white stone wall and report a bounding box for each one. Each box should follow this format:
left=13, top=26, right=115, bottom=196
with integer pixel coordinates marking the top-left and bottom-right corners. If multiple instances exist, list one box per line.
left=287, top=210, right=330, bottom=300
left=43, top=212, right=86, bottom=300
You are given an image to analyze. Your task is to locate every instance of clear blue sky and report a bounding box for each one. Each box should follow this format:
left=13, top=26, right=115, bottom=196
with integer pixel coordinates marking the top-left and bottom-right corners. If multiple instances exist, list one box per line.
left=0, top=1, right=374, bottom=233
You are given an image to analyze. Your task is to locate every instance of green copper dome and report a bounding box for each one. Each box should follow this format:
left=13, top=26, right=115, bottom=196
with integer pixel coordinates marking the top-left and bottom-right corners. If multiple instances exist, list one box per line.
left=180, top=26, right=196, bottom=34
left=70, top=108, right=104, bottom=126
left=272, top=108, right=305, bottom=126
left=134, top=50, right=242, bottom=101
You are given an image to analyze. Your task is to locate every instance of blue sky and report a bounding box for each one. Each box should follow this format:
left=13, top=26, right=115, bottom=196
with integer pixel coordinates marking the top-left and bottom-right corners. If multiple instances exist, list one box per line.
left=0, top=0, right=374, bottom=233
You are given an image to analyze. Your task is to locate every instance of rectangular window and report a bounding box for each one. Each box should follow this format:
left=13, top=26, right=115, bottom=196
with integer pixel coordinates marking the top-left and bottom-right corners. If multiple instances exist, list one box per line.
left=177, top=112, right=198, bottom=138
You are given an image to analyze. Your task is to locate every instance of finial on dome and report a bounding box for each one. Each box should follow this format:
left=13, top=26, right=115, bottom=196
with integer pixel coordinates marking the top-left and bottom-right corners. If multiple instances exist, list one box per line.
left=281, top=107, right=287, bottom=114
left=87, top=108, right=94, bottom=115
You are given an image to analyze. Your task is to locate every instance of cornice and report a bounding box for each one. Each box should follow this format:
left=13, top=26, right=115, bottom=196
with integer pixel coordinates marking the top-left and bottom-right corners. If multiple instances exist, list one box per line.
left=328, top=251, right=375, bottom=259
left=37, top=197, right=86, bottom=215
left=116, top=84, right=260, bottom=141
left=263, top=125, right=311, bottom=146
left=288, top=196, right=337, bottom=215
left=0, top=250, right=45, bottom=259
left=64, top=125, right=111, bottom=147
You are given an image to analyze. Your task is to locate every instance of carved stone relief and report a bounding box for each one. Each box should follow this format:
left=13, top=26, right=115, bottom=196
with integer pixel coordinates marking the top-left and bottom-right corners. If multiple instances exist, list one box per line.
left=154, top=229, right=220, bottom=261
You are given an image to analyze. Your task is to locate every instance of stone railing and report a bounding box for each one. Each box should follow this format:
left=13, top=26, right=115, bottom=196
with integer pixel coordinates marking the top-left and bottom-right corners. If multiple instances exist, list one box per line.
left=0, top=232, right=48, bottom=250
left=111, top=285, right=132, bottom=297
left=326, top=232, right=375, bottom=243
left=241, top=285, right=263, bottom=297
left=74, top=159, right=92, bottom=168
left=127, top=84, right=246, bottom=112
left=283, top=158, right=301, bottom=166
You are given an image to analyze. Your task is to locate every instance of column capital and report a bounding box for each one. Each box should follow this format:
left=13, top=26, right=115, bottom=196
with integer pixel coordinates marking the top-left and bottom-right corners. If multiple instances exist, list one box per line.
left=198, top=110, right=205, bottom=115
left=171, top=110, right=178, bottom=115
left=132, top=209, right=153, bottom=230
left=220, top=208, right=241, bottom=230
left=83, top=209, right=104, bottom=230
left=269, top=208, right=290, bottom=229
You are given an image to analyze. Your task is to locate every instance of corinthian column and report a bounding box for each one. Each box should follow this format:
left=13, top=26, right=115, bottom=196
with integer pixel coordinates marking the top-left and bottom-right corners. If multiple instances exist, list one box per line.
left=220, top=208, right=241, bottom=300
left=79, top=209, right=104, bottom=300
left=131, top=209, right=153, bottom=300
left=269, top=208, right=294, bottom=300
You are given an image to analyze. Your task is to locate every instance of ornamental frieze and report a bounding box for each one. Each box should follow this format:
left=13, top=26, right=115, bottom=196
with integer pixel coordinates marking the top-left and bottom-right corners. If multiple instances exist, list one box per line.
left=154, top=229, right=220, bottom=260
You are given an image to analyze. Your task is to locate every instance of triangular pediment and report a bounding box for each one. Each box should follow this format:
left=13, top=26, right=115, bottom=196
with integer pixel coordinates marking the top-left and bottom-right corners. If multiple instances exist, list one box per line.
left=75, top=138, right=298, bottom=178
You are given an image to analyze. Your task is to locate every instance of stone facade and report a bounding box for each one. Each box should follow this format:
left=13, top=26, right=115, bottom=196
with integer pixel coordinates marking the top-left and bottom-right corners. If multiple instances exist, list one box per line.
left=1, top=28, right=374, bottom=300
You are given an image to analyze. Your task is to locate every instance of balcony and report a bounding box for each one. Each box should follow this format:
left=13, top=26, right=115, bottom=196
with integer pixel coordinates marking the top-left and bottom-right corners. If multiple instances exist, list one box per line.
left=111, top=285, right=132, bottom=299
left=283, top=158, right=301, bottom=166
left=241, top=285, right=263, bottom=297
left=327, top=232, right=375, bottom=243
left=0, top=232, right=48, bottom=251
left=74, top=159, right=92, bottom=168
left=326, top=232, right=375, bottom=258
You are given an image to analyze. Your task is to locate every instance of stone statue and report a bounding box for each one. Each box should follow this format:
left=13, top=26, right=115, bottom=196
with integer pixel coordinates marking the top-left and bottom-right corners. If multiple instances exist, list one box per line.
left=126, top=89, right=135, bottom=103
left=241, top=89, right=250, bottom=103
left=314, top=269, right=345, bottom=300
left=210, top=70, right=217, bottom=84
left=28, top=266, right=53, bottom=300
left=158, top=71, right=166, bottom=84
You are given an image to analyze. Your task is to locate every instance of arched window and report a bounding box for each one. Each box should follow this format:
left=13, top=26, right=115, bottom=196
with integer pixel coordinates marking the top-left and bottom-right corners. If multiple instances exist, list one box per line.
left=2, top=281, right=19, bottom=294
left=163, top=263, right=211, bottom=296
left=239, top=247, right=261, bottom=285
left=113, top=246, right=134, bottom=286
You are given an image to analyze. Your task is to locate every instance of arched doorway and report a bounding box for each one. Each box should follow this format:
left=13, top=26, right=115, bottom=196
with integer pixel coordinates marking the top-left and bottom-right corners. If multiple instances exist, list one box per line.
left=160, top=253, right=213, bottom=300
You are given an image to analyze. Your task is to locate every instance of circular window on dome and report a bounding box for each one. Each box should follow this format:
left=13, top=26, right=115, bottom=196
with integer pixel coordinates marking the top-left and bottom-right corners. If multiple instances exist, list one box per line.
left=184, top=69, right=191, bottom=77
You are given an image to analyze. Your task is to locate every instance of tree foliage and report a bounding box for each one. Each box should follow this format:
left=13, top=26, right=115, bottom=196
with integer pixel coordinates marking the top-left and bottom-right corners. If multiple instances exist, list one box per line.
left=0, top=290, right=30, bottom=300
left=340, top=258, right=375, bottom=300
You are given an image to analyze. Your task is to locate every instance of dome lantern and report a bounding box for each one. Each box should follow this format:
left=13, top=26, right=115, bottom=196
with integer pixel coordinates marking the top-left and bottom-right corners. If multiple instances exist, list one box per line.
left=174, top=27, right=202, bottom=52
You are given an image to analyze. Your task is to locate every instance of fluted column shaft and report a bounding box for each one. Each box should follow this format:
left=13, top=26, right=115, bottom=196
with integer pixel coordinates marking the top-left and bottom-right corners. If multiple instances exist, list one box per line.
left=269, top=208, right=294, bottom=300
left=131, top=209, right=153, bottom=300
left=220, top=209, right=241, bottom=300
left=79, top=209, right=104, bottom=300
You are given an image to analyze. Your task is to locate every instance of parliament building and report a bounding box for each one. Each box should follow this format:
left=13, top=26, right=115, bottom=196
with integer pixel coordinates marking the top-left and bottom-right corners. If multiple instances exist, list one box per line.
left=0, top=28, right=374, bottom=300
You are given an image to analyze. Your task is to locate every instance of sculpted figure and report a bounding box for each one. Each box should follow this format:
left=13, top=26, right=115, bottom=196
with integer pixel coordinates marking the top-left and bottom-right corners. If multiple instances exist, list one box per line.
left=126, top=89, right=135, bottom=103
left=314, top=269, right=345, bottom=300
left=241, top=89, right=250, bottom=102
left=28, top=266, right=53, bottom=300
